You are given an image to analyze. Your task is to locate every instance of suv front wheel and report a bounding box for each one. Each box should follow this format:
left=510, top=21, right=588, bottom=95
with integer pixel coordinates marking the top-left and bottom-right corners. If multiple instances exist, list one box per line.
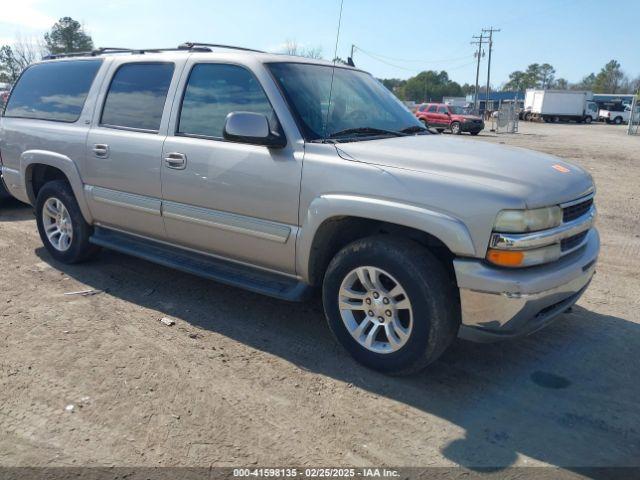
left=322, top=236, right=459, bottom=375
left=35, top=180, right=100, bottom=264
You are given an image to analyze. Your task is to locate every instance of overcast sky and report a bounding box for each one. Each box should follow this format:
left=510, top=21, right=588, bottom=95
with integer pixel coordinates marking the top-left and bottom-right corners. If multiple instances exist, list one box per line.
left=1, top=0, right=639, bottom=87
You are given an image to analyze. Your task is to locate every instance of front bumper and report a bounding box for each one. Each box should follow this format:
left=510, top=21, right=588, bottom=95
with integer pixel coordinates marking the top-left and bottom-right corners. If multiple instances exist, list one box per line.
left=454, top=228, right=599, bottom=342
left=461, top=121, right=484, bottom=132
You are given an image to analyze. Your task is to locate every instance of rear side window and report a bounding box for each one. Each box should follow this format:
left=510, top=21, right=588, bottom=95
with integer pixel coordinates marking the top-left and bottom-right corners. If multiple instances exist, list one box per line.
left=178, top=63, right=274, bottom=139
left=437, top=106, right=449, bottom=114
left=4, top=60, right=102, bottom=122
left=427, top=105, right=437, bottom=113
left=101, top=62, right=174, bottom=132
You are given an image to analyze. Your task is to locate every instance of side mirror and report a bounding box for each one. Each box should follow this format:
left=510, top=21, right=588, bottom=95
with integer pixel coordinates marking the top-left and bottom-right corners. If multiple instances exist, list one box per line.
left=223, top=112, right=286, bottom=148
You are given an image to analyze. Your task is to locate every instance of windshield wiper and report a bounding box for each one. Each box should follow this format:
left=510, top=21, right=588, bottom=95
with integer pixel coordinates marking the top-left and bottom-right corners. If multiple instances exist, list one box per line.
left=400, top=125, right=429, bottom=134
left=327, top=127, right=406, bottom=139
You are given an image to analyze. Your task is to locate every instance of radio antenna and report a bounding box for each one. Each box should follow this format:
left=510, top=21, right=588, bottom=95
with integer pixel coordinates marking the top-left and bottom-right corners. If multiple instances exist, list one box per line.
left=322, top=0, right=345, bottom=142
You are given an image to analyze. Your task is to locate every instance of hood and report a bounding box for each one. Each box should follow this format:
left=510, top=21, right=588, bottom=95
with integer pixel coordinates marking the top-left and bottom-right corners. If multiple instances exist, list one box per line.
left=335, top=135, right=594, bottom=208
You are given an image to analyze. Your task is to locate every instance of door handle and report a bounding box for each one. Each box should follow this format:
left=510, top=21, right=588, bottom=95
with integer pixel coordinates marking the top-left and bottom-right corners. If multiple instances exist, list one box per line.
left=92, top=144, right=109, bottom=158
left=164, top=152, right=187, bottom=169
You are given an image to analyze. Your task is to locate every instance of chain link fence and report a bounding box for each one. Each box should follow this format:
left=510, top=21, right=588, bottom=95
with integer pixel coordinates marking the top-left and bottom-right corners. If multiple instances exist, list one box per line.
left=491, top=101, right=519, bottom=133
left=628, top=95, right=639, bottom=135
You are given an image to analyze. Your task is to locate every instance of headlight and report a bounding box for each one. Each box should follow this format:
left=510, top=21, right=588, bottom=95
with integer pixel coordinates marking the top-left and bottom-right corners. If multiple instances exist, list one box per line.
left=494, top=206, right=562, bottom=233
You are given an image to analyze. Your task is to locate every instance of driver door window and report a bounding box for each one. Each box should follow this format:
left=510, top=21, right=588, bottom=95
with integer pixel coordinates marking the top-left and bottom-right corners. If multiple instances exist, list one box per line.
left=178, top=63, right=275, bottom=139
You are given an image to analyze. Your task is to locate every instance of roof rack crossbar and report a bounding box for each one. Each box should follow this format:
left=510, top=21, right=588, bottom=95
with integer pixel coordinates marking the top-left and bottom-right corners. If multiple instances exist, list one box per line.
left=178, top=42, right=265, bottom=53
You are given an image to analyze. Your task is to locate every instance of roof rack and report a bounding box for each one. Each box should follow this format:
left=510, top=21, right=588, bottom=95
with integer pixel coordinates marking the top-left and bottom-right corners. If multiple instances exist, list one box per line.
left=43, top=42, right=264, bottom=60
left=178, top=42, right=265, bottom=53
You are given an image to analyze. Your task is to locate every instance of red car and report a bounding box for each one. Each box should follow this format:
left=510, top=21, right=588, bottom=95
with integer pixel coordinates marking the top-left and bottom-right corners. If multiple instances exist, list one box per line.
left=416, top=103, right=484, bottom=135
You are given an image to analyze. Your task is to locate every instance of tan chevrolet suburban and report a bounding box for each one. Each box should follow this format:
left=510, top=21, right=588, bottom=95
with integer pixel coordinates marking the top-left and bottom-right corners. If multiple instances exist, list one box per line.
left=0, top=43, right=598, bottom=374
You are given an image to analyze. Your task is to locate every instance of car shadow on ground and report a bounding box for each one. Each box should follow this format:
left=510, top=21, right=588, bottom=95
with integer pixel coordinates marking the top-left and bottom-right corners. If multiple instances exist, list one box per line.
left=0, top=198, right=32, bottom=222
left=35, top=247, right=640, bottom=473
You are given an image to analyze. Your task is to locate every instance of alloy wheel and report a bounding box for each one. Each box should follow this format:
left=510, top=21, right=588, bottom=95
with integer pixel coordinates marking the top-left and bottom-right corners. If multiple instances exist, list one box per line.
left=338, top=266, right=413, bottom=354
left=42, top=197, right=73, bottom=252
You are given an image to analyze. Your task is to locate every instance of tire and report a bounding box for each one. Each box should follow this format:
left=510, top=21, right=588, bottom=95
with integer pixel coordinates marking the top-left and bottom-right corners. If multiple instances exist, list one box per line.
left=419, top=118, right=429, bottom=128
left=584, top=116, right=593, bottom=124
left=470, top=131, right=480, bottom=136
left=322, top=236, right=459, bottom=375
left=523, top=112, right=532, bottom=121
left=450, top=122, right=461, bottom=135
left=614, top=116, right=623, bottom=125
left=35, top=180, right=100, bottom=264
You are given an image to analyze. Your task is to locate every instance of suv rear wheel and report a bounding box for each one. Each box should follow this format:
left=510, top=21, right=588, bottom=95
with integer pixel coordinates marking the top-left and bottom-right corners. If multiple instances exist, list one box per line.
left=322, top=236, right=459, bottom=375
left=35, top=180, right=100, bottom=264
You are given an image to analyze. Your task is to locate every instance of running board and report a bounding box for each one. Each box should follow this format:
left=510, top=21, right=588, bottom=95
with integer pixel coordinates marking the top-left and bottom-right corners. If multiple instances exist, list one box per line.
left=90, top=227, right=312, bottom=301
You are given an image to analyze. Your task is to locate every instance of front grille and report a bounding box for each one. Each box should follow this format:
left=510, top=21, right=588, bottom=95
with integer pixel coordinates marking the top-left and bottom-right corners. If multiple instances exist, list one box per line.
left=563, top=198, right=593, bottom=222
left=561, top=230, right=588, bottom=252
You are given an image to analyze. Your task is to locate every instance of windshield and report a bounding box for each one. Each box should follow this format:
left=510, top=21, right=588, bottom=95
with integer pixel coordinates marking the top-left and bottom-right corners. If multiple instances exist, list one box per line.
left=267, top=62, right=424, bottom=141
left=448, top=106, right=466, bottom=115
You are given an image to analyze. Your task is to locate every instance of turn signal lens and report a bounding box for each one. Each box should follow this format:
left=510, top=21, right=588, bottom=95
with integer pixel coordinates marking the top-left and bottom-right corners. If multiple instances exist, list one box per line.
left=487, top=243, right=562, bottom=268
left=486, top=249, right=525, bottom=267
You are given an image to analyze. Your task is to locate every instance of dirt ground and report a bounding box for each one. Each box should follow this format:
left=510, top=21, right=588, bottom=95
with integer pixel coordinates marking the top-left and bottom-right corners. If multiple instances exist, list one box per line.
left=0, top=121, right=639, bottom=472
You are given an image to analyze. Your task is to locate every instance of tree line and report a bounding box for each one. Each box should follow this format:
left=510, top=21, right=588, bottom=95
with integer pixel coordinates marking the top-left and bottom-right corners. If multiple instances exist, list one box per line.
left=0, top=17, right=93, bottom=83
left=380, top=60, right=639, bottom=103
left=380, top=72, right=477, bottom=103
left=502, top=60, right=639, bottom=94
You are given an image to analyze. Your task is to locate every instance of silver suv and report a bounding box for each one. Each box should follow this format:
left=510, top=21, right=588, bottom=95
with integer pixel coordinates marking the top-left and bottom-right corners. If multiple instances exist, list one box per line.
left=0, top=43, right=598, bottom=374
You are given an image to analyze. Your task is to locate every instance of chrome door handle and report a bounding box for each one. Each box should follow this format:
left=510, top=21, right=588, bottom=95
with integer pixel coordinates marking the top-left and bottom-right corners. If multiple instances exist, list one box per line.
left=164, top=152, right=187, bottom=169
left=92, top=144, right=109, bottom=158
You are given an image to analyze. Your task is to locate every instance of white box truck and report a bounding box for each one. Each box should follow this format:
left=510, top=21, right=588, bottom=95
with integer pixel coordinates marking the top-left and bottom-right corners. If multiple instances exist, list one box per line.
left=523, top=90, right=599, bottom=123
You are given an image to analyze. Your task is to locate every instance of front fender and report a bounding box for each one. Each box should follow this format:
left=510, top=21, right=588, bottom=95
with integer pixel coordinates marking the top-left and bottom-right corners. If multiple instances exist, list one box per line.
left=20, top=150, right=93, bottom=223
left=296, top=193, right=476, bottom=281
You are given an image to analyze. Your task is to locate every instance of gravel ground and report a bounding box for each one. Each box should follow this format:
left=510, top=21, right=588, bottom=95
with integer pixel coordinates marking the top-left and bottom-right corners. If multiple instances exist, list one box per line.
left=0, top=121, right=639, bottom=472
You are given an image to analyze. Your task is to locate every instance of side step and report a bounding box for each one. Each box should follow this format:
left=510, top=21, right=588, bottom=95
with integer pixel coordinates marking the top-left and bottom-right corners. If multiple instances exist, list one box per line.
left=90, top=227, right=313, bottom=301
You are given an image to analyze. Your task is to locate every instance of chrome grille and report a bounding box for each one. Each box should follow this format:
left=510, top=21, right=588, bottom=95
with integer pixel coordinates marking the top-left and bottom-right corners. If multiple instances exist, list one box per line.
left=563, top=198, right=593, bottom=222
left=561, top=230, right=588, bottom=252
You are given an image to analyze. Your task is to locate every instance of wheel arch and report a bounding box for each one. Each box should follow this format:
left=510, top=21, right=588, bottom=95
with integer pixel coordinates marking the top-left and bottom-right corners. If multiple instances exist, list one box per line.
left=298, top=194, right=476, bottom=286
left=21, top=150, right=93, bottom=223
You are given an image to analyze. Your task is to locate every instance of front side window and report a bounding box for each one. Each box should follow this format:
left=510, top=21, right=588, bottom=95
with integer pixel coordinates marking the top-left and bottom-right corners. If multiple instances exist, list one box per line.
left=4, top=60, right=102, bottom=122
left=178, top=63, right=274, bottom=139
left=437, top=106, right=449, bottom=114
left=267, top=62, right=423, bottom=142
left=101, top=62, right=174, bottom=131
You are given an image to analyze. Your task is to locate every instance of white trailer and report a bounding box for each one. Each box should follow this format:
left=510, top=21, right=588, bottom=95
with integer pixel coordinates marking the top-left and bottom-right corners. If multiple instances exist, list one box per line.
left=523, top=89, right=598, bottom=123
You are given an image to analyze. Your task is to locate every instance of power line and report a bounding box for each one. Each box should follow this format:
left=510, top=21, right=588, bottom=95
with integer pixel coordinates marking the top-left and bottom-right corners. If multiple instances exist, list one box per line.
left=353, top=45, right=472, bottom=65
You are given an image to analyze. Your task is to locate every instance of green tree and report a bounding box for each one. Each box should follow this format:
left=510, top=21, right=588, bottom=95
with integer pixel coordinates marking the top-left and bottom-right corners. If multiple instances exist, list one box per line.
left=502, top=70, right=530, bottom=91
left=539, top=63, right=556, bottom=89
left=0, top=46, right=21, bottom=82
left=44, top=17, right=93, bottom=55
left=380, top=78, right=406, bottom=97
left=573, top=73, right=596, bottom=90
left=461, top=83, right=475, bottom=95
left=399, top=70, right=462, bottom=103
left=593, top=60, right=625, bottom=93
left=554, top=78, right=569, bottom=89
left=0, top=37, right=41, bottom=82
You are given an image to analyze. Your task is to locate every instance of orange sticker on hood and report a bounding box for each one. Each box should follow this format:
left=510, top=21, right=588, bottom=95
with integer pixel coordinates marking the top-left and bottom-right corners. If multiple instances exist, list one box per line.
left=552, top=164, right=570, bottom=173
